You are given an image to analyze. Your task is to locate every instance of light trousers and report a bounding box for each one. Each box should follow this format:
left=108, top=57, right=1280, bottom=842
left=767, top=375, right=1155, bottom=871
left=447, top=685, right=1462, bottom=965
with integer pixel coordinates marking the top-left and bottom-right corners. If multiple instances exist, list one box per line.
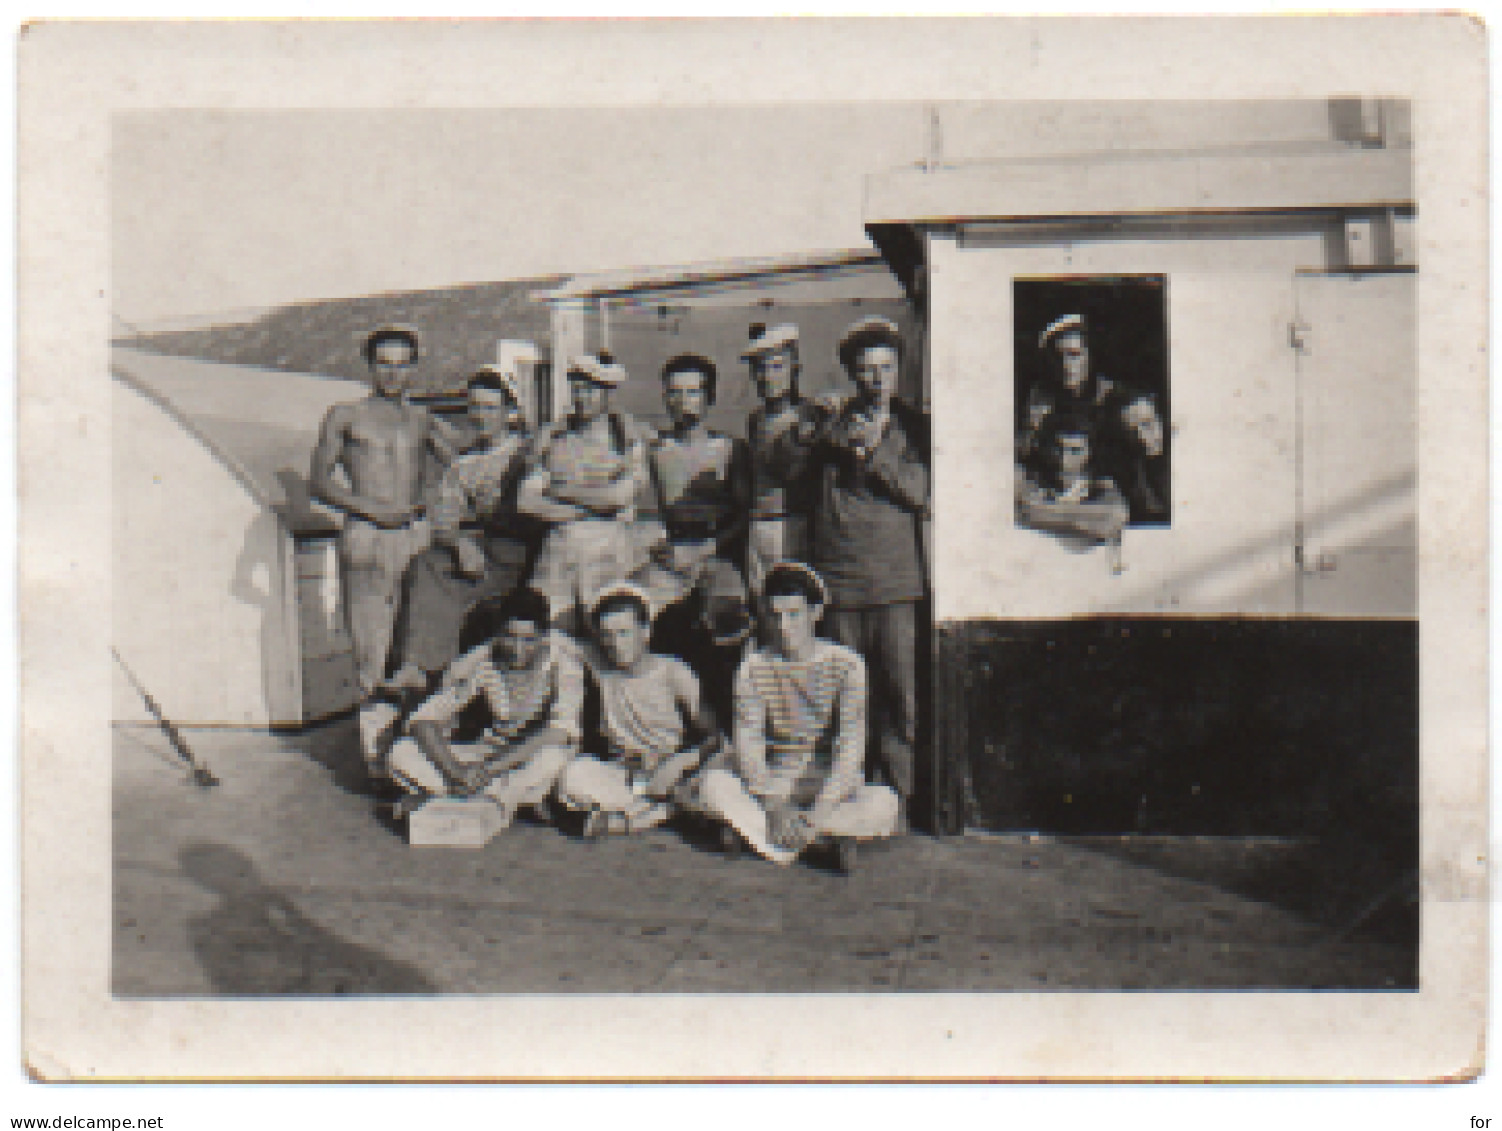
left=697, top=767, right=900, bottom=865
left=528, top=519, right=644, bottom=635
left=338, top=516, right=431, bottom=694
left=555, top=755, right=681, bottom=829
left=387, top=736, right=571, bottom=811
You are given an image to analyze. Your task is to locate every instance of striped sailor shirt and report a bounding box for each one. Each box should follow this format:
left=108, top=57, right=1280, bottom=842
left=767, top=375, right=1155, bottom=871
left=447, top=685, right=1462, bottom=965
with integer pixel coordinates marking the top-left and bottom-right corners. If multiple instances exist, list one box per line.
left=580, top=648, right=702, bottom=775
left=732, top=639, right=867, bottom=820
left=408, top=634, right=585, bottom=748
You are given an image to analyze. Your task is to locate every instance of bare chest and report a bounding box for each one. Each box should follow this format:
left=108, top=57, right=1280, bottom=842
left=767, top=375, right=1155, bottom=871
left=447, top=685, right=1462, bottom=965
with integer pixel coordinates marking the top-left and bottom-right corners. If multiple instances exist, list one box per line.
left=345, top=406, right=426, bottom=460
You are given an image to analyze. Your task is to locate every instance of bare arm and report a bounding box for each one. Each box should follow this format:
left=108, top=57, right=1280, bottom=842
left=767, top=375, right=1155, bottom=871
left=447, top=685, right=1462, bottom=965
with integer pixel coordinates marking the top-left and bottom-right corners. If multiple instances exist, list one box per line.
left=1016, top=475, right=1129, bottom=543
left=542, top=644, right=587, bottom=747
left=404, top=652, right=492, bottom=793
left=548, top=436, right=646, bottom=514
left=516, top=465, right=593, bottom=523
left=467, top=652, right=579, bottom=786
left=645, top=667, right=721, bottom=798
left=409, top=720, right=475, bottom=793
left=427, top=461, right=475, bottom=543
left=514, top=429, right=634, bottom=520
left=471, top=726, right=573, bottom=787
left=428, top=414, right=467, bottom=465
left=426, top=459, right=493, bottom=577
left=1082, top=480, right=1131, bottom=540
left=646, top=743, right=711, bottom=801
left=309, top=406, right=373, bottom=522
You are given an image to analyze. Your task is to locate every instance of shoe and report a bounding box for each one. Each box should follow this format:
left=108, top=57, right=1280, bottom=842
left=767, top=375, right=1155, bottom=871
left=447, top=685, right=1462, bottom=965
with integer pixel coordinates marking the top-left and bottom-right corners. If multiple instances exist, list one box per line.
left=368, top=776, right=405, bottom=803
left=604, top=811, right=633, bottom=836
left=719, top=824, right=745, bottom=860
left=582, top=807, right=608, bottom=840
left=358, top=700, right=404, bottom=766
left=629, top=802, right=673, bottom=832
left=385, top=793, right=426, bottom=821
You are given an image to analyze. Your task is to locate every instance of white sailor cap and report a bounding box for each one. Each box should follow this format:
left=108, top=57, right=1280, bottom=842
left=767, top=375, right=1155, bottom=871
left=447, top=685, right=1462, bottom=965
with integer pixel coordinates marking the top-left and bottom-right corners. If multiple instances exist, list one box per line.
left=467, top=363, right=523, bottom=405
left=741, top=323, right=800, bottom=361
left=364, top=322, right=421, bottom=361
left=588, top=581, right=655, bottom=624
left=565, top=353, right=628, bottom=388
left=759, top=560, right=830, bottom=607
left=836, top=315, right=903, bottom=367
left=1039, top=313, right=1086, bottom=351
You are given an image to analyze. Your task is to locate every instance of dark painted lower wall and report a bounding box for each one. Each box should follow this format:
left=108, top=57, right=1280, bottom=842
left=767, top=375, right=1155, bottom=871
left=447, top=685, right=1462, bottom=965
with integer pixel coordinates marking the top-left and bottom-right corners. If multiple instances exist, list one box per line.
left=932, top=618, right=1418, bottom=852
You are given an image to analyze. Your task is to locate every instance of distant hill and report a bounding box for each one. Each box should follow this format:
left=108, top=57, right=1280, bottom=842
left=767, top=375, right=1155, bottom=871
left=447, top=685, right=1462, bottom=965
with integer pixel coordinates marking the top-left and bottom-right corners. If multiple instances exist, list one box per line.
left=115, top=276, right=566, bottom=398
left=115, top=267, right=920, bottom=439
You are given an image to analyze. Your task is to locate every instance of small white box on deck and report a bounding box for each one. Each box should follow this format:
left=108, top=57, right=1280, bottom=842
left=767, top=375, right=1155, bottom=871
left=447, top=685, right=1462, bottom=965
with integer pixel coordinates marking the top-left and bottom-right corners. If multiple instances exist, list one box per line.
left=407, top=797, right=509, bottom=847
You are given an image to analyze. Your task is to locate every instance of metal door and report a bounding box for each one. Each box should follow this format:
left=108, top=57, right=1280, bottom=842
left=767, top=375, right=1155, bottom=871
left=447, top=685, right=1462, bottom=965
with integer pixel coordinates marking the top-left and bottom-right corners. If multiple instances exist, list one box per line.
left=1292, top=271, right=1417, bottom=617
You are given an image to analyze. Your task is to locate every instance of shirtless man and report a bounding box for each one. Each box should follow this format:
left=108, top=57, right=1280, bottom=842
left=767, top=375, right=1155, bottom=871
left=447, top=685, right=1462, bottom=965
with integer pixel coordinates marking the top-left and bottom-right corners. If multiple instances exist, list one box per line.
left=310, top=324, right=439, bottom=702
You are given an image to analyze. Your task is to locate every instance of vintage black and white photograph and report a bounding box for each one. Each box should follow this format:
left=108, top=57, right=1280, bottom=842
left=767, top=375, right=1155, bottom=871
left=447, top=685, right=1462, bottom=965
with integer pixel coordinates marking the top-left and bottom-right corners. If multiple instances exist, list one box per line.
left=109, top=97, right=1419, bottom=997
left=19, top=17, right=1488, bottom=1086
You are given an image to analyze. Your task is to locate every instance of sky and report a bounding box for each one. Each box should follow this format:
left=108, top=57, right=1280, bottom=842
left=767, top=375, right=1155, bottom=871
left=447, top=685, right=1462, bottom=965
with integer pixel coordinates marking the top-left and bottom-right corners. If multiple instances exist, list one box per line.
left=112, top=105, right=929, bottom=326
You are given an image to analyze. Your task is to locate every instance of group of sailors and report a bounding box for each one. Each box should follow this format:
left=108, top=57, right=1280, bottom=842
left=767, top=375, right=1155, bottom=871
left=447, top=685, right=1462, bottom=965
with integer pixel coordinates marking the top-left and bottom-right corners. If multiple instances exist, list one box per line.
left=1015, top=313, right=1169, bottom=549
left=310, top=314, right=929, bottom=868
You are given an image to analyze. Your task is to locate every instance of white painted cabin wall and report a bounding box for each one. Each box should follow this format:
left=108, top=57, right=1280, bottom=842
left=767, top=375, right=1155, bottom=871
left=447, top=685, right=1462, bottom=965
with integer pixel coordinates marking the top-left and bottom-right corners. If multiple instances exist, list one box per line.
left=928, top=223, right=1362, bottom=621
left=548, top=299, right=588, bottom=423
left=113, top=379, right=300, bottom=726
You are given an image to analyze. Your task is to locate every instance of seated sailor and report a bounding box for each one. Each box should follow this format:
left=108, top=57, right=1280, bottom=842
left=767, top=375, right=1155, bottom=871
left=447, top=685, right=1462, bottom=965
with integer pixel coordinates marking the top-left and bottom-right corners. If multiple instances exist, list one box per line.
left=697, top=562, right=901, bottom=866
left=385, top=587, right=583, bottom=825
left=555, top=583, right=723, bottom=837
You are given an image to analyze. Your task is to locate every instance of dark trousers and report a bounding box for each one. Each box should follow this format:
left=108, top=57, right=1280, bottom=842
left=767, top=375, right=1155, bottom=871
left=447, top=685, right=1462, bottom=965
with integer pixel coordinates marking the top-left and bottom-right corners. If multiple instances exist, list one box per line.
left=825, top=600, right=919, bottom=807
left=397, top=536, right=529, bottom=675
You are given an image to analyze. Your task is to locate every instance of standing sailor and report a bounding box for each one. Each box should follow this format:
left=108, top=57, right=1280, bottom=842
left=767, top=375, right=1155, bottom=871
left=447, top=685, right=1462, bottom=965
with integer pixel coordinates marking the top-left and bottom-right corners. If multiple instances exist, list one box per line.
left=516, top=353, right=652, bottom=636
left=802, top=316, right=930, bottom=828
left=741, top=323, right=821, bottom=591
left=386, top=364, right=538, bottom=691
left=310, top=323, right=437, bottom=703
